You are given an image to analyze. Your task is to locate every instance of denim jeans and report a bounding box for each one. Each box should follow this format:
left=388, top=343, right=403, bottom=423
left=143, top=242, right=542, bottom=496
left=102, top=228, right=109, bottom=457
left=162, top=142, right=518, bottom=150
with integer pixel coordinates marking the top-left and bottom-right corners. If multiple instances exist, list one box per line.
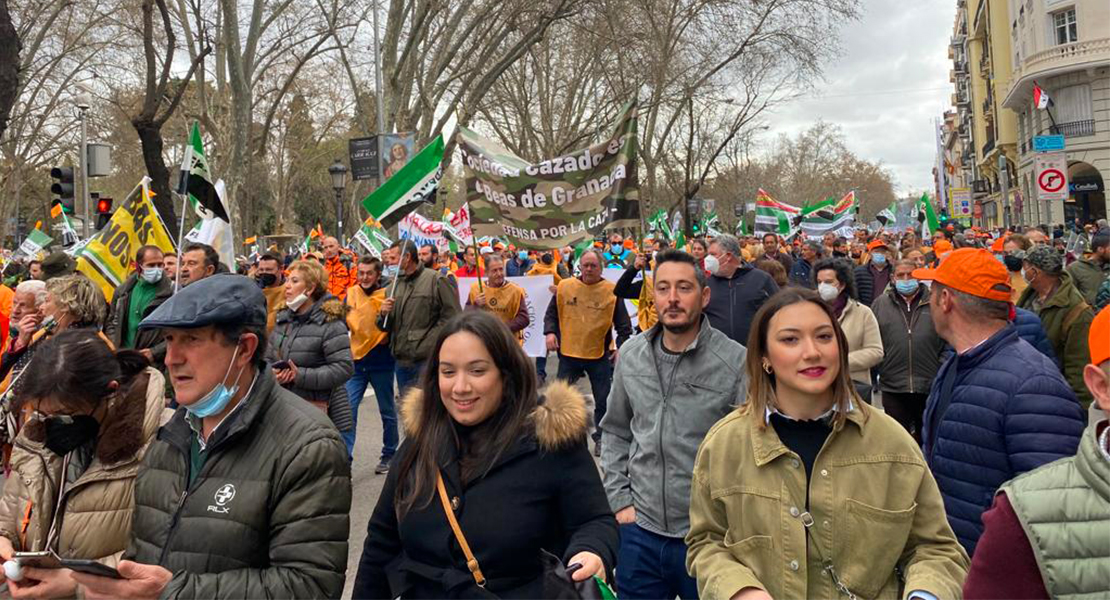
left=343, top=347, right=397, bottom=462
left=395, top=361, right=425, bottom=398
left=535, top=356, right=547, bottom=384
left=616, top=523, right=699, bottom=599
left=556, top=354, right=612, bottom=442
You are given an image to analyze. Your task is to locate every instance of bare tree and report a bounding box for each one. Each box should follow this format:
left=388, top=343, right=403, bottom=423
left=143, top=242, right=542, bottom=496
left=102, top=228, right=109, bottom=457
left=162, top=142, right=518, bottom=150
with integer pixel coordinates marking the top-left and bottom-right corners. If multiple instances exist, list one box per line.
left=0, top=0, right=20, bottom=143
left=132, top=0, right=210, bottom=225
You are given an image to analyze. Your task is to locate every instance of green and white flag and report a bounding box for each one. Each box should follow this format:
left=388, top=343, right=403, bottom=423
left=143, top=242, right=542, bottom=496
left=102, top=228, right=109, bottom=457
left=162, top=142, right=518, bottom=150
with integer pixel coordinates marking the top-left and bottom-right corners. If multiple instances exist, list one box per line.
left=648, top=209, right=672, bottom=241
left=16, top=229, right=53, bottom=258
left=799, top=192, right=856, bottom=238
left=702, top=211, right=723, bottom=236
left=754, top=189, right=800, bottom=237
left=353, top=222, right=391, bottom=258
left=178, top=122, right=228, bottom=222
left=876, top=202, right=897, bottom=227
left=362, top=135, right=445, bottom=229
left=916, top=192, right=940, bottom=237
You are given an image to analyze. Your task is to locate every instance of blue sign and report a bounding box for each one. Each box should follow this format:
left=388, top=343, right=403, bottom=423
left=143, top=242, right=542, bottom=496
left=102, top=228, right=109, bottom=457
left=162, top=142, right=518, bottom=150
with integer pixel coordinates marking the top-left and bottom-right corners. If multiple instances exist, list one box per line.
left=1033, top=135, right=1065, bottom=152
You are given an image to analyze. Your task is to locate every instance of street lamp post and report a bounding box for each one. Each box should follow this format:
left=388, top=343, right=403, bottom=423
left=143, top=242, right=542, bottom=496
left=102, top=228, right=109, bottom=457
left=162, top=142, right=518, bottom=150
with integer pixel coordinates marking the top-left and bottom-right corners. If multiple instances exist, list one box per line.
left=76, top=97, right=91, bottom=238
left=328, top=159, right=348, bottom=244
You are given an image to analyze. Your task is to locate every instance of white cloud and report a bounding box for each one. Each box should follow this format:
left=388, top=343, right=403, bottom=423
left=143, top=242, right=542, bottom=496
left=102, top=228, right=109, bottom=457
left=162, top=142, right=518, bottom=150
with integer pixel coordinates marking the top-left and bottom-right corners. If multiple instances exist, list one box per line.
left=763, top=0, right=954, bottom=195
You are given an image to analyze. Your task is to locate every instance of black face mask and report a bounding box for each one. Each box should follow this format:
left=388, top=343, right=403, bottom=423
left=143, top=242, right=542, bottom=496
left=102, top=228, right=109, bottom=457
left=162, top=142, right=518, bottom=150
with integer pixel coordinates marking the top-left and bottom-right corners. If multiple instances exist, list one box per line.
left=257, top=273, right=278, bottom=288
left=1003, top=255, right=1024, bottom=272
left=833, top=250, right=847, bottom=258
left=360, top=284, right=375, bottom=295
left=44, top=415, right=100, bottom=456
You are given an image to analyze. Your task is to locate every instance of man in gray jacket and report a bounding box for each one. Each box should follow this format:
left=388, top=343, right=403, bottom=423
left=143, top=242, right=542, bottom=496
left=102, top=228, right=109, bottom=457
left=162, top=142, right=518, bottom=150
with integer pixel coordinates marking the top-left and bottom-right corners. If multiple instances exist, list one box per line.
left=600, top=249, right=747, bottom=599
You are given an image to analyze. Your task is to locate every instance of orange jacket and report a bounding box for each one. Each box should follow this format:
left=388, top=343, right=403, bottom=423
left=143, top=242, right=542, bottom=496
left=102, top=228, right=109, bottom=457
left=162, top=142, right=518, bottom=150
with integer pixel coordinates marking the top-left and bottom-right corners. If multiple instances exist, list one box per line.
left=324, top=256, right=355, bottom=299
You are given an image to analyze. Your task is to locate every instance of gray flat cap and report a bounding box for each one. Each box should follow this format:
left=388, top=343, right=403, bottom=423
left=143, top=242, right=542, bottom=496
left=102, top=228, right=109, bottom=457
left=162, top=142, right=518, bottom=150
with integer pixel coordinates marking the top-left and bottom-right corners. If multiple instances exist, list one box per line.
left=140, top=274, right=267, bottom=329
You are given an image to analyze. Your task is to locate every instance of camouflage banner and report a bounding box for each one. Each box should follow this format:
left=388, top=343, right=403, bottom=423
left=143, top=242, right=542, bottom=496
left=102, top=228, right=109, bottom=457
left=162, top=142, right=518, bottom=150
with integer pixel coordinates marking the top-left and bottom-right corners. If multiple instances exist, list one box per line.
left=459, top=101, right=639, bottom=250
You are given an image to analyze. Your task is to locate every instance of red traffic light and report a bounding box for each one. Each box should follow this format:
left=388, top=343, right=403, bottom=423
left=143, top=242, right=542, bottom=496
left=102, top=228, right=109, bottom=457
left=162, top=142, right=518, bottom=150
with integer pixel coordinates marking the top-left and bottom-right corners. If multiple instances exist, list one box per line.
left=96, top=197, right=113, bottom=213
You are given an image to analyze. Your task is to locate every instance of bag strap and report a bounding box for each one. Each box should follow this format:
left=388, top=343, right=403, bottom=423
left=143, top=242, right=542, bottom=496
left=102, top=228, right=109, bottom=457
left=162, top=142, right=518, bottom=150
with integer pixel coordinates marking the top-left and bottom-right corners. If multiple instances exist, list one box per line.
left=436, top=472, right=487, bottom=588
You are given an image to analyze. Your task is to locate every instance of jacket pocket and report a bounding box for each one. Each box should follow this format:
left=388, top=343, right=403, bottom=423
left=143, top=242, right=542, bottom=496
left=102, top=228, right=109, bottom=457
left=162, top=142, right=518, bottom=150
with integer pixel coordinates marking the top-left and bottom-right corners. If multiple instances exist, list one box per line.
left=724, top=531, right=776, bottom=592
left=838, top=498, right=917, bottom=598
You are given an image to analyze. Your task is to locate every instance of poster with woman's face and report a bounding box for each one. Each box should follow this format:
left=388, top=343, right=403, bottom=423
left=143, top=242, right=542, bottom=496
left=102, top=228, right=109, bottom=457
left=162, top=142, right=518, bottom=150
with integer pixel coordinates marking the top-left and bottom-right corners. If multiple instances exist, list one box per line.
left=381, top=133, right=414, bottom=181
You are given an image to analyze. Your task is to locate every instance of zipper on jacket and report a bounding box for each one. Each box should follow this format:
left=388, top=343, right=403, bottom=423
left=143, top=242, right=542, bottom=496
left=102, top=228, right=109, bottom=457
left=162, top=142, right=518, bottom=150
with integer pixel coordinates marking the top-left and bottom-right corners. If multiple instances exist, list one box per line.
left=156, top=434, right=233, bottom=567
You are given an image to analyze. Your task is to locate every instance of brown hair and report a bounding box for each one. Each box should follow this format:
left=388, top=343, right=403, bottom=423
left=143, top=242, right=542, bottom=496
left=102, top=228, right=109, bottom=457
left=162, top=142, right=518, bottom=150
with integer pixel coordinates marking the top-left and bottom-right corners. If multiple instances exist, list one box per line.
left=394, top=311, right=538, bottom=518
left=753, top=258, right=787, bottom=287
left=289, top=259, right=328, bottom=300
left=741, top=287, right=865, bottom=431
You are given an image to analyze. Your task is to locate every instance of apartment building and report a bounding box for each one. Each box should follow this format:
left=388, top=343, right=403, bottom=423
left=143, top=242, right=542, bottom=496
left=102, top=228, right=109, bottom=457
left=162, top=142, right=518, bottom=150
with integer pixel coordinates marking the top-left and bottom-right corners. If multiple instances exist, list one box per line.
left=1002, top=0, right=1109, bottom=226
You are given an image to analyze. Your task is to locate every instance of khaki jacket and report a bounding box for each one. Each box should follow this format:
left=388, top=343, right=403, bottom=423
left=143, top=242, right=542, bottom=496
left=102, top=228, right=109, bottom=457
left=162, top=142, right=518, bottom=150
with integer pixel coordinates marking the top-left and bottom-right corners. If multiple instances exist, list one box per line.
left=0, top=368, right=168, bottom=563
left=687, top=402, right=968, bottom=600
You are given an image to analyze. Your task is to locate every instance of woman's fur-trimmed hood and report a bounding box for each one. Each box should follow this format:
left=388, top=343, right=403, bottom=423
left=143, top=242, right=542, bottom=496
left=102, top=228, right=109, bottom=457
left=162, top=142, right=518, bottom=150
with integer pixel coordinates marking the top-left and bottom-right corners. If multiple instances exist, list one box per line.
left=399, top=380, right=589, bottom=450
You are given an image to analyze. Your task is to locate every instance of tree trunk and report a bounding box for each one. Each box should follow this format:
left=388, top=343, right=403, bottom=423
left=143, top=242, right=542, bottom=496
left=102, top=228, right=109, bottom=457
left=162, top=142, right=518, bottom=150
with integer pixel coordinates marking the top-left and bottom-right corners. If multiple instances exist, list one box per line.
left=134, top=119, right=178, bottom=227
left=0, top=0, right=20, bottom=143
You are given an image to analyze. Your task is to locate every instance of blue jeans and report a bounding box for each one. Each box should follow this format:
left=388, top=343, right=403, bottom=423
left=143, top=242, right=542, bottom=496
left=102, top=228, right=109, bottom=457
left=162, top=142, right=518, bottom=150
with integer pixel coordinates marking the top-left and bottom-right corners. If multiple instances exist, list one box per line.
left=395, top=361, right=425, bottom=398
left=617, top=523, right=699, bottom=599
left=343, top=347, right=397, bottom=462
left=535, top=356, right=547, bottom=384
left=556, top=354, right=612, bottom=442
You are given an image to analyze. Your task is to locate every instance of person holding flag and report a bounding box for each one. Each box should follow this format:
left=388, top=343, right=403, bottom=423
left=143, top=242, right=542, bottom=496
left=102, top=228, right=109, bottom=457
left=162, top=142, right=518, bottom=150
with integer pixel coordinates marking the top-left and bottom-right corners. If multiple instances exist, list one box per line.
left=466, top=253, right=529, bottom=344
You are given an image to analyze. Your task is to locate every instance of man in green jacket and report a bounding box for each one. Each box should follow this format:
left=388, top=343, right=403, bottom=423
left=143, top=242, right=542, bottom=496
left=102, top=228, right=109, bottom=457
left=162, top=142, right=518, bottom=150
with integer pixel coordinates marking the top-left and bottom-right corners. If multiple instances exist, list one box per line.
left=105, top=245, right=173, bottom=361
left=1018, top=246, right=1095, bottom=407
left=1065, top=231, right=1109, bottom=305
left=963, top=305, right=1110, bottom=599
left=72, top=274, right=351, bottom=599
left=377, top=239, right=461, bottom=394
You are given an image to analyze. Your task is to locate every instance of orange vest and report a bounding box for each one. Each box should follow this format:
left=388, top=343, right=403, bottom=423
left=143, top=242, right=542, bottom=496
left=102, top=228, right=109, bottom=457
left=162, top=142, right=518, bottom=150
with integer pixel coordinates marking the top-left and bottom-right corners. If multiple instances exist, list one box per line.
left=468, top=282, right=525, bottom=344
left=262, top=286, right=284, bottom=333
left=527, top=261, right=563, bottom=284
left=637, top=274, right=658, bottom=331
left=324, top=256, right=354, bottom=299
left=345, top=286, right=389, bottom=360
left=556, top=278, right=617, bottom=360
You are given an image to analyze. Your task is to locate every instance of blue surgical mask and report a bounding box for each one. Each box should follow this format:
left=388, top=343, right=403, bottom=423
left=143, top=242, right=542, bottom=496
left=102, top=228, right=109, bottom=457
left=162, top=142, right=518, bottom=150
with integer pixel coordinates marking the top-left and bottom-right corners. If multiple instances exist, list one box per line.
left=186, top=344, right=243, bottom=418
left=871, top=253, right=887, bottom=265
left=518, top=251, right=529, bottom=262
left=895, top=279, right=919, bottom=296
left=141, top=267, right=163, bottom=284
left=383, top=265, right=399, bottom=279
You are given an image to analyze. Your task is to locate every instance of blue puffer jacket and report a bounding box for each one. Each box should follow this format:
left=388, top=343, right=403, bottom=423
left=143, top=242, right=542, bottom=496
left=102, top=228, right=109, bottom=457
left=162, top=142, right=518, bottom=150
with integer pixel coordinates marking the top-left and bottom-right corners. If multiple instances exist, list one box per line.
left=1012, top=307, right=1058, bottom=366
left=921, top=325, right=1085, bottom=556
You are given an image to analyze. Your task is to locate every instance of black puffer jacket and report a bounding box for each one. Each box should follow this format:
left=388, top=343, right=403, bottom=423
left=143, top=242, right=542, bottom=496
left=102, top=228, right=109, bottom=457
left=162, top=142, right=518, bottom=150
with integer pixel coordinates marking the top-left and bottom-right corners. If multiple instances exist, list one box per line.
left=269, top=295, right=354, bottom=432
left=353, top=381, right=619, bottom=599
left=125, top=368, right=352, bottom=598
left=871, top=284, right=944, bottom=394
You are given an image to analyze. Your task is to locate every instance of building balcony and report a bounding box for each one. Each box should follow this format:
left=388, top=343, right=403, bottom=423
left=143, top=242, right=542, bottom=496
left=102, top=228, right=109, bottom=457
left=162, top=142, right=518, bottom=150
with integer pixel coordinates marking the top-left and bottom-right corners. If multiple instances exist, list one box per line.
left=1004, top=37, right=1110, bottom=109
left=954, top=58, right=968, bottom=74
left=982, top=138, right=996, bottom=157
left=972, top=179, right=990, bottom=195
left=956, top=91, right=970, bottom=106
left=1049, top=119, right=1095, bottom=139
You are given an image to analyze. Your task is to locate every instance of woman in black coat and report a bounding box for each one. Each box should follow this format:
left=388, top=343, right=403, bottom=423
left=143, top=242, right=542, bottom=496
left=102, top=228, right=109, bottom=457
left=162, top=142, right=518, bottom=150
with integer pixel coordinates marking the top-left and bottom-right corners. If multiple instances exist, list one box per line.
left=353, top=311, right=618, bottom=599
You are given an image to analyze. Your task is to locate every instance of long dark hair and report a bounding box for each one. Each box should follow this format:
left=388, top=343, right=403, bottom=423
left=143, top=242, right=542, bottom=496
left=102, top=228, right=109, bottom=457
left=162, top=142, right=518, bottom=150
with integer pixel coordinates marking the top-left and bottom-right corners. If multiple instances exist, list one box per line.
left=16, top=329, right=150, bottom=412
left=742, top=287, right=865, bottom=431
left=394, top=311, right=538, bottom=518
left=812, top=257, right=859, bottom=300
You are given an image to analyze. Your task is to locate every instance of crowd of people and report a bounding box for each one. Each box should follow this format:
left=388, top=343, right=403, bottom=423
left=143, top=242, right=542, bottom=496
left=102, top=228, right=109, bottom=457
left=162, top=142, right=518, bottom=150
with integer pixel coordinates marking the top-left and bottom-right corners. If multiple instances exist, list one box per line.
left=0, top=216, right=1103, bottom=599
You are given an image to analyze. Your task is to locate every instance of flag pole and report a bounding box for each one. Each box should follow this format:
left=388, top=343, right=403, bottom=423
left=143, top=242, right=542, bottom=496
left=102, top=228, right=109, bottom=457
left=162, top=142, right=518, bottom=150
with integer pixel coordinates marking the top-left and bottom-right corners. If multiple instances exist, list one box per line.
left=474, top=238, right=484, bottom=294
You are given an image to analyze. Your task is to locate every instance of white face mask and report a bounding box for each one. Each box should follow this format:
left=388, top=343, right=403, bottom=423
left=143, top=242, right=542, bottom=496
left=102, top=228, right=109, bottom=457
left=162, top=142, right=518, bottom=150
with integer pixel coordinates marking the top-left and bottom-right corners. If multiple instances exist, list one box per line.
left=140, top=267, right=163, bottom=284
left=703, top=254, right=720, bottom=275
left=818, top=282, right=840, bottom=301
left=287, top=293, right=310, bottom=311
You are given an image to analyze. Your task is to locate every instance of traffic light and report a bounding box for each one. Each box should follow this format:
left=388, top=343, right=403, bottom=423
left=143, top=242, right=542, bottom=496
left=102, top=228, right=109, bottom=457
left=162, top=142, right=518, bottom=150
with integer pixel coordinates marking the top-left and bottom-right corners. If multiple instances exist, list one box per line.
left=50, top=166, right=75, bottom=214
left=95, top=196, right=113, bottom=230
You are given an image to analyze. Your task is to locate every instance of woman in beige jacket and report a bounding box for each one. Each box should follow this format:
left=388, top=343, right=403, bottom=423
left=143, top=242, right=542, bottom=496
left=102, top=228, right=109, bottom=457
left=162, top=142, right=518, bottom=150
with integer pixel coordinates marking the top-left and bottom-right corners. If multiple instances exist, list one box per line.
left=0, top=330, right=166, bottom=599
left=813, top=258, right=883, bottom=390
left=686, top=288, right=968, bottom=600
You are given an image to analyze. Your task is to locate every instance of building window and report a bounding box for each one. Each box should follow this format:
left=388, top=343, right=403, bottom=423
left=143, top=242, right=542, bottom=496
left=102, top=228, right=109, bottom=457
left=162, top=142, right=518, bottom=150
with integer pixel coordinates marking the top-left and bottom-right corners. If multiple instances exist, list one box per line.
left=1053, top=9, right=1077, bottom=45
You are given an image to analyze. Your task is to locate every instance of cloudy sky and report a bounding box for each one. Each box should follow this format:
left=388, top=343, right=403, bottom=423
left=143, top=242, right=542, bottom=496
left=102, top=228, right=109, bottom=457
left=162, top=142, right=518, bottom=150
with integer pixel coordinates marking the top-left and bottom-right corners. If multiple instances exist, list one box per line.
left=765, top=0, right=955, bottom=196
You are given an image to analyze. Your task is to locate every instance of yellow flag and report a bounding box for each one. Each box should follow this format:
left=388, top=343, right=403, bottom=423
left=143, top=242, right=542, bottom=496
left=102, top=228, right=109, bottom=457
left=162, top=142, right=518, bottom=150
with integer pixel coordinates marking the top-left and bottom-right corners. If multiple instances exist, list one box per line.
left=77, top=179, right=175, bottom=302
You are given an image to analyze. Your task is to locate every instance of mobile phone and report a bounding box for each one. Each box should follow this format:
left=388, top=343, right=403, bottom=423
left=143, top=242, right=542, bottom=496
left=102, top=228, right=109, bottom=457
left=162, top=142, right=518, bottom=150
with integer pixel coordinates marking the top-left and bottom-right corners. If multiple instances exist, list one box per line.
left=272, top=360, right=290, bottom=370
left=11, top=551, right=61, bottom=570
left=58, top=559, right=121, bottom=579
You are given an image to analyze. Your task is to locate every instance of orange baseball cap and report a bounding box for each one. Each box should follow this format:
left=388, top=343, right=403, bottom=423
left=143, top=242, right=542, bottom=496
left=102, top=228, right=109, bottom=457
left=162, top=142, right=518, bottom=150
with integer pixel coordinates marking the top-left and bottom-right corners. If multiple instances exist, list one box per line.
left=623, top=239, right=635, bottom=249
left=933, top=239, right=953, bottom=254
left=1090, top=305, right=1110, bottom=366
left=912, top=248, right=1012, bottom=302
left=867, top=239, right=889, bottom=252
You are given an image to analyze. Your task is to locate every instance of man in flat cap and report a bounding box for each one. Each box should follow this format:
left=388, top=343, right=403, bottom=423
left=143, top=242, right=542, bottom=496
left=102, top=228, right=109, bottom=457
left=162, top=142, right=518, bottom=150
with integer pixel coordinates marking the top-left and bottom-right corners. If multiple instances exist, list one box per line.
left=1017, top=245, right=1095, bottom=407
left=72, top=274, right=351, bottom=600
